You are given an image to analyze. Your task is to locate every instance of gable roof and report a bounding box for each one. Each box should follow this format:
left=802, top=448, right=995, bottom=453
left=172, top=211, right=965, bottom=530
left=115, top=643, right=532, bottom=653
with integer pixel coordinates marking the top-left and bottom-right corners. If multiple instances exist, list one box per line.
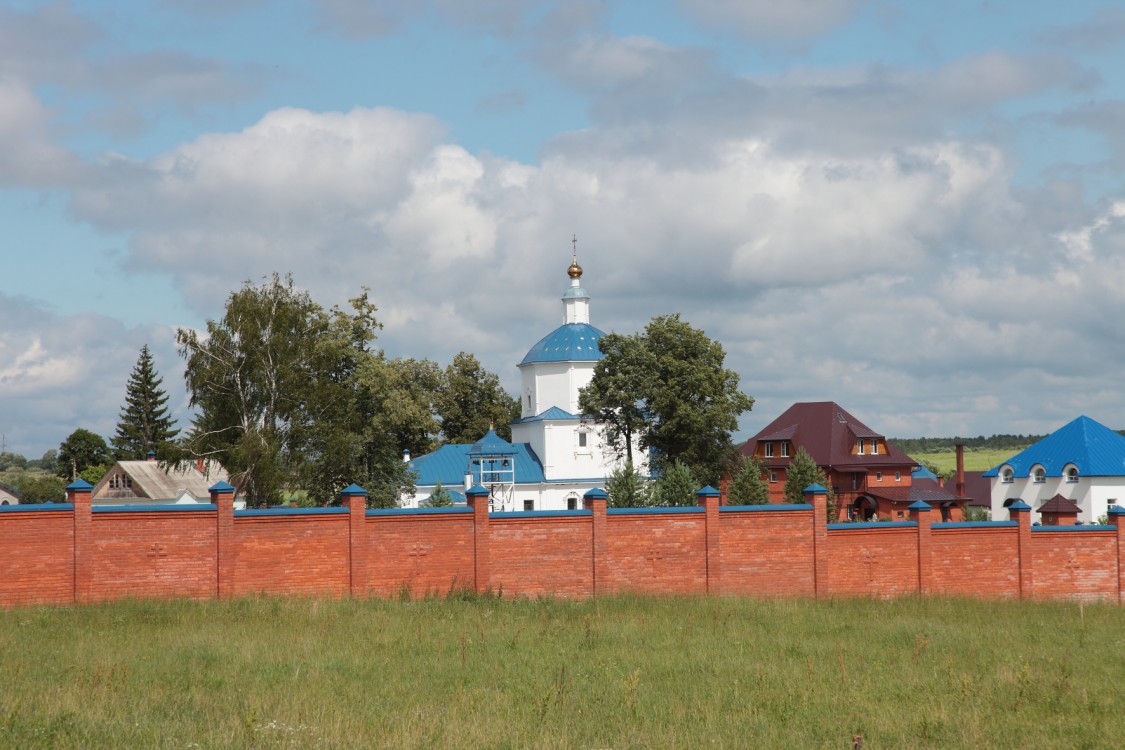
left=409, top=443, right=546, bottom=487
left=91, top=460, right=233, bottom=502
left=741, top=401, right=916, bottom=469
left=982, top=416, right=1125, bottom=478
left=1038, top=495, right=1081, bottom=515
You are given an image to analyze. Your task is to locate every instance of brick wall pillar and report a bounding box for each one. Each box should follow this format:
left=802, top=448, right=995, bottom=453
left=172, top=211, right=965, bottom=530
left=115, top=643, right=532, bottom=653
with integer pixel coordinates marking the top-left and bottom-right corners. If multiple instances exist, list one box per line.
left=584, top=487, right=608, bottom=596
left=908, top=500, right=933, bottom=595
left=1008, top=500, right=1033, bottom=599
left=466, top=485, right=491, bottom=594
left=804, top=484, right=829, bottom=599
left=209, top=481, right=235, bottom=600
left=1110, top=505, right=1125, bottom=604
left=697, top=485, right=722, bottom=593
left=67, top=480, right=94, bottom=605
left=340, top=483, right=368, bottom=598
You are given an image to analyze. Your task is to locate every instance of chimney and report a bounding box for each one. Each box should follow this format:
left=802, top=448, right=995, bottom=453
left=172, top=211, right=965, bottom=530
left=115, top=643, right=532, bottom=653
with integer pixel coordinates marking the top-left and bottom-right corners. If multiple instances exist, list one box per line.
left=195, top=457, right=205, bottom=474
left=146, top=450, right=157, bottom=462
left=955, top=442, right=966, bottom=497
left=402, top=448, right=411, bottom=463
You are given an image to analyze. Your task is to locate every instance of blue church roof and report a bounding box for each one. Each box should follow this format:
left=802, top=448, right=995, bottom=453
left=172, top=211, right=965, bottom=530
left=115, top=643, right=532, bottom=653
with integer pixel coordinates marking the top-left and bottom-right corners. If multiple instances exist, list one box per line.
left=982, top=416, right=1125, bottom=478
left=468, top=428, right=517, bottom=457
left=409, top=443, right=546, bottom=486
left=520, top=323, right=606, bottom=365
left=513, top=406, right=580, bottom=423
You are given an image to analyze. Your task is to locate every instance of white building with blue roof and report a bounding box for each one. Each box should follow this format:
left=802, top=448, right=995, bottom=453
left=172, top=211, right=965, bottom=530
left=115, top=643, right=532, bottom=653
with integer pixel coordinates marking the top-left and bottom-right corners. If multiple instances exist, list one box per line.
left=404, top=252, right=645, bottom=511
left=985, top=415, right=1125, bottom=522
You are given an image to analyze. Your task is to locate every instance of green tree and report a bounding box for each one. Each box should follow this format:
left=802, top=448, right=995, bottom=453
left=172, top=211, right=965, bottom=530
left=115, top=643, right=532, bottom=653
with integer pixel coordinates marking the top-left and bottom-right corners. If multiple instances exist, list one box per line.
left=727, top=455, right=770, bottom=505
left=651, top=460, right=698, bottom=507
left=18, top=475, right=67, bottom=503
left=604, top=461, right=651, bottom=508
left=178, top=275, right=417, bottom=506
left=580, top=314, right=754, bottom=486
left=436, top=352, right=520, bottom=443
left=111, top=345, right=180, bottom=460
left=422, top=481, right=455, bottom=507
left=57, top=428, right=110, bottom=481
left=32, top=449, right=57, bottom=473
left=578, top=332, right=651, bottom=466
left=0, top=452, right=27, bottom=471
left=783, top=446, right=836, bottom=520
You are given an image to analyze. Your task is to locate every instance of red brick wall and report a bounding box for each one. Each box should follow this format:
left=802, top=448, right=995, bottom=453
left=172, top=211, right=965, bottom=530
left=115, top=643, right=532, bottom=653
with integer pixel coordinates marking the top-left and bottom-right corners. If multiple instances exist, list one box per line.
left=719, top=508, right=815, bottom=597
left=366, top=512, right=476, bottom=597
left=931, top=527, right=1020, bottom=598
left=232, top=515, right=350, bottom=597
left=0, top=509, right=74, bottom=606
left=1031, top=530, right=1117, bottom=601
left=490, top=516, right=593, bottom=597
left=603, top=512, right=707, bottom=595
left=826, top=526, right=920, bottom=597
left=90, top=511, right=217, bottom=602
left=5, top=497, right=1125, bottom=608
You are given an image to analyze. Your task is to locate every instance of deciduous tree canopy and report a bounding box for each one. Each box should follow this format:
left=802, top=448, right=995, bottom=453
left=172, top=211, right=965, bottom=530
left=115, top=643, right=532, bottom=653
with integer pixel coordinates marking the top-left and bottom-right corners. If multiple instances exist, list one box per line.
left=580, top=314, right=754, bottom=486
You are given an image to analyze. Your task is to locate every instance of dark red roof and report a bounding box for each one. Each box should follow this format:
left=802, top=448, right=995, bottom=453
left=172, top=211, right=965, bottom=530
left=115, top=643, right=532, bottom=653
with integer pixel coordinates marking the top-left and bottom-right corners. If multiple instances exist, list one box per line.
left=741, top=401, right=917, bottom=471
left=867, top=479, right=960, bottom=505
left=1038, top=495, right=1081, bottom=515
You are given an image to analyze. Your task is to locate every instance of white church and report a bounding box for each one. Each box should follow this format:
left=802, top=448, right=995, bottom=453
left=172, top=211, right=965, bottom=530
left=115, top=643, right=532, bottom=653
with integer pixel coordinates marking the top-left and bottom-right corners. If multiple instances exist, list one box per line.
left=403, top=252, right=646, bottom=511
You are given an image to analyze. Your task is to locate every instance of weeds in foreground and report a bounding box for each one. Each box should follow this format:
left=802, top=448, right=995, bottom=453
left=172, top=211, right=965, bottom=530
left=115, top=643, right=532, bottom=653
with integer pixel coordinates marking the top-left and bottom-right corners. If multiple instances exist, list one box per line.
left=0, top=594, right=1122, bottom=748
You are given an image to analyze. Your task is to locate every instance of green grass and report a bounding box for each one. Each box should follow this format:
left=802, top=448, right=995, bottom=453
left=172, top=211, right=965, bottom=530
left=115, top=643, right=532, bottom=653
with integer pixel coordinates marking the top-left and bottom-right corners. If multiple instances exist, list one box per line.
left=1, top=594, right=1122, bottom=748
left=911, top=448, right=1022, bottom=476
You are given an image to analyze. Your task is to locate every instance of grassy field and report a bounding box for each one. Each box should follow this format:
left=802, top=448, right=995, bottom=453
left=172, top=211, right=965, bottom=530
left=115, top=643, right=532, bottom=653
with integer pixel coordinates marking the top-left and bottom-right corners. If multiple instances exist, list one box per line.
left=910, top=448, right=1020, bottom=476
left=1, top=595, right=1122, bottom=748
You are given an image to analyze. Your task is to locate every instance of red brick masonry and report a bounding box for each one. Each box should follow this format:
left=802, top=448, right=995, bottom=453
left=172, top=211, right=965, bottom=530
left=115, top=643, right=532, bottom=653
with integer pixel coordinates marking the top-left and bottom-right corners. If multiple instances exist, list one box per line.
left=1, top=485, right=1122, bottom=608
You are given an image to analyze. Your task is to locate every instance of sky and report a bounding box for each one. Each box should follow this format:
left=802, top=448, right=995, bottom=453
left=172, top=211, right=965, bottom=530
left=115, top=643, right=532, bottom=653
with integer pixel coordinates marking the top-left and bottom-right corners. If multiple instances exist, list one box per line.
left=4, top=0, right=1125, bottom=458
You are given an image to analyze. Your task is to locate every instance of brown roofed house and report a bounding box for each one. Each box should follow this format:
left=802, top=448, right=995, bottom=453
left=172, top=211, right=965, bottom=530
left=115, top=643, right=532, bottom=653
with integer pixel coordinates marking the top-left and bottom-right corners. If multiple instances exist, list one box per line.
left=739, top=401, right=966, bottom=522
left=92, top=457, right=237, bottom=506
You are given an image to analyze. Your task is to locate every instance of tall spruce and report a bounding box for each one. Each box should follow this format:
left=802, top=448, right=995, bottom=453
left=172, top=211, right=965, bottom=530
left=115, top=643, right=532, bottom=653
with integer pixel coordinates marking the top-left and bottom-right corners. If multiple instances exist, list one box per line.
left=112, top=345, right=179, bottom=460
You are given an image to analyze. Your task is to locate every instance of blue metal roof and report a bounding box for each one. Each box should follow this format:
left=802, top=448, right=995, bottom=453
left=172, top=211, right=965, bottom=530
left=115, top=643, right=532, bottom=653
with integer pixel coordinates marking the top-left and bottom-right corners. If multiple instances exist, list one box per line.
left=513, top=406, right=580, bottom=423
left=519, top=323, right=606, bottom=365
left=912, top=465, right=938, bottom=480
left=409, top=443, right=546, bottom=486
left=982, top=416, right=1125, bottom=478
left=468, top=429, right=517, bottom=457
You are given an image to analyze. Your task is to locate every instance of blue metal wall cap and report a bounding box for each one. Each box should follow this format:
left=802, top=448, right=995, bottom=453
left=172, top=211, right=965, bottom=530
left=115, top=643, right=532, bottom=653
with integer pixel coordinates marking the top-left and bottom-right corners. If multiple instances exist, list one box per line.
left=65, top=479, right=94, bottom=491
left=1007, top=500, right=1032, bottom=511
left=339, top=483, right=368, bottom=496
left=583, top=487, right=608, bottom=500
left=907, top=500, right=932, bottom=511
left=208, top=480, right=236, bottom=493
left=696, top=485, right=721, bottom=497
left=1108, top=505, right=1125, bottom=516
left=802, top=483, right=828, bottom=494
left=465, top=484, right=491, bottom=496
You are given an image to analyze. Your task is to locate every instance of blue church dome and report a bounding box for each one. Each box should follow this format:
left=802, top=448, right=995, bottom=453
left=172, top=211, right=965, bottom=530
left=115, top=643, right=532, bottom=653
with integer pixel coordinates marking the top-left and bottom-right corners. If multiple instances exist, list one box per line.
left=520, top=323, right=606, bottom=365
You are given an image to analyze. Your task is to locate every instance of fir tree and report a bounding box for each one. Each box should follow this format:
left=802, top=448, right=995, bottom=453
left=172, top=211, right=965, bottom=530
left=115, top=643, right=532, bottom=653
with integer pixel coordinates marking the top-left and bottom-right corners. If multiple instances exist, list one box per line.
left=727, top=455, right=770, bottom=505
left=783, top=446, right=836, bottom=520
left=112, top=345, right=179, bottom=460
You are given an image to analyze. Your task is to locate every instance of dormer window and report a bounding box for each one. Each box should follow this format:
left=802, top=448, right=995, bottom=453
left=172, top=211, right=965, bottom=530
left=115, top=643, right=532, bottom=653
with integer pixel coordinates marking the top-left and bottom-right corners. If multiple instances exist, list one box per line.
left=1065, top=465, right=1079, bottom=484
left=764, top=442, right=774, bottom=458
left=1032, top=466, right=1046, bottom=484
left=857, top=441, right=865, bottom=455
left=870, top=440, right=879, bottom=455
left=1001, top=466, right=1014, bottom=484
left=780, top=441, right=790, bottom=458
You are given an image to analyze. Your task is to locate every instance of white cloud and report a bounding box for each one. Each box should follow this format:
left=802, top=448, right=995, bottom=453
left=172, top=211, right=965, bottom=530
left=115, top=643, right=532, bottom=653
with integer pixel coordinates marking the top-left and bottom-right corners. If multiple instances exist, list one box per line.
left=677, top=0, right=865, bottom=40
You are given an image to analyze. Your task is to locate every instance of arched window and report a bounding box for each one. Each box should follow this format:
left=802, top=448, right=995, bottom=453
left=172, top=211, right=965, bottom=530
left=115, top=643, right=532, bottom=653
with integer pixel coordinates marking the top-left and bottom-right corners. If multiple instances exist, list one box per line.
left=1001, top=466, right=1014, bottom=484
left=1065, top=465, right=1079, bottom=484
left=1032, top=465, right=1046, bottom=484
